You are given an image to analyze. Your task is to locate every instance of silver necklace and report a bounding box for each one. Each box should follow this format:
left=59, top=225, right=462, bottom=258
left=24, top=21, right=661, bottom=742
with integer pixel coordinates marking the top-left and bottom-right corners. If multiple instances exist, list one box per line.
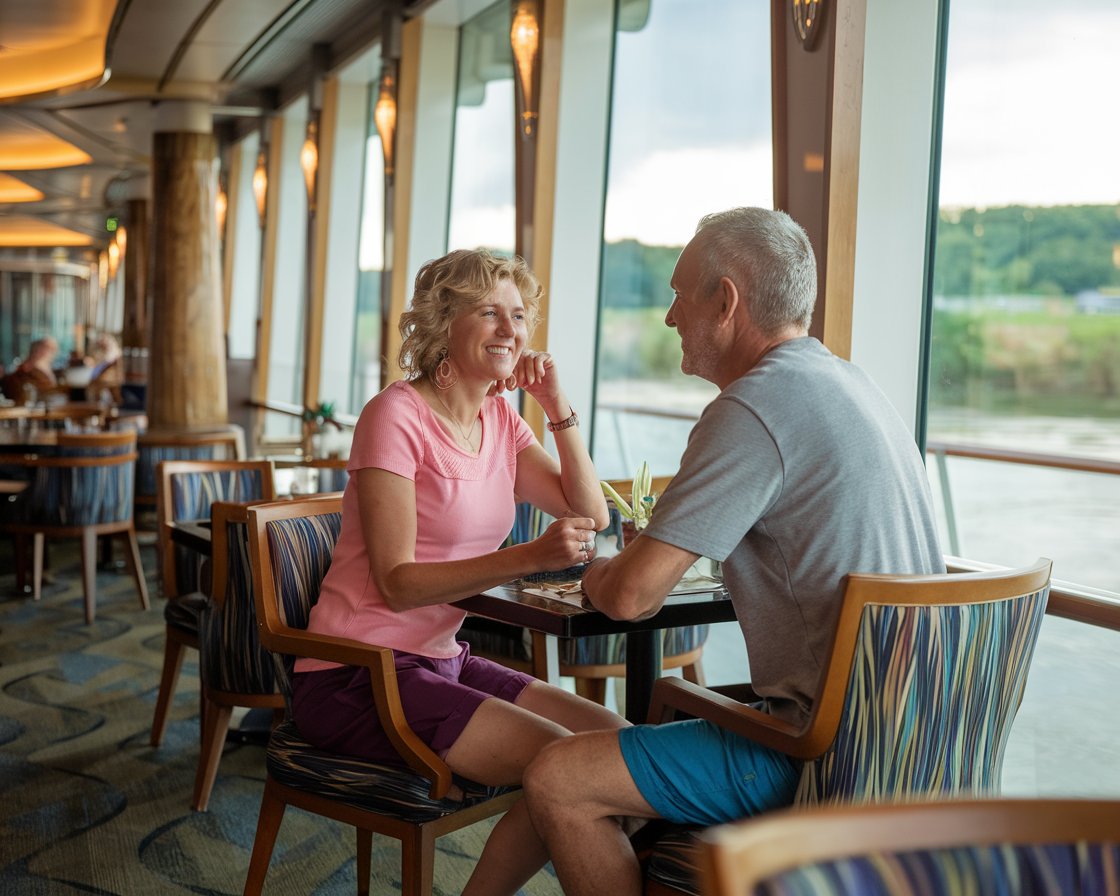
left=431, top=381, right=478, bottom=447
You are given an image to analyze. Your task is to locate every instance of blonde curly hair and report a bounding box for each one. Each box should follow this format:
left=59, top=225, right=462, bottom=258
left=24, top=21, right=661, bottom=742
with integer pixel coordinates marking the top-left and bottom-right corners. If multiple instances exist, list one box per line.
left=397, top=249, right=542, bottom=379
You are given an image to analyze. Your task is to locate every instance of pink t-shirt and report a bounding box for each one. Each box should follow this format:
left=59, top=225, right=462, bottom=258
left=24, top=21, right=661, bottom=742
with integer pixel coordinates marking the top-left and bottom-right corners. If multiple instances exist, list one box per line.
left=296, top=380, right=536, bottom=671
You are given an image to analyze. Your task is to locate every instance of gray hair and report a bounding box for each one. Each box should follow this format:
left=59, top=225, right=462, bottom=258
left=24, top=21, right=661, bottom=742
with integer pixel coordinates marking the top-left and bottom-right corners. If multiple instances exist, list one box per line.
left=693, top=207, right=817, bottom=335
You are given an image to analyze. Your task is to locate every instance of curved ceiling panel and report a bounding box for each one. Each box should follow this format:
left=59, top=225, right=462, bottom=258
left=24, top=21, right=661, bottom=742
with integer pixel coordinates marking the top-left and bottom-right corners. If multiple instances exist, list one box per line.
left=0, top=0, right=116, bottom=101
left=0, top=215, right=92, bottom=247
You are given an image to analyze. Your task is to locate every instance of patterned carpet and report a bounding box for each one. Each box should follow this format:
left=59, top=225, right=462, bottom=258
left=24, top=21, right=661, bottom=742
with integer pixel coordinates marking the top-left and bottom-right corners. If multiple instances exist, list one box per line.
left=0, top=538, right=562, bottom=895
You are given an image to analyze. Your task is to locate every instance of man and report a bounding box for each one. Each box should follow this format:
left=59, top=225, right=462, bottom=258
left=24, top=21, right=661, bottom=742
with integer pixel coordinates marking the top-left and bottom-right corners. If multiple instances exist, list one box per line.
left=523, top=207, right=943, bottom=896
left=2, top=336, right=59, bottom=402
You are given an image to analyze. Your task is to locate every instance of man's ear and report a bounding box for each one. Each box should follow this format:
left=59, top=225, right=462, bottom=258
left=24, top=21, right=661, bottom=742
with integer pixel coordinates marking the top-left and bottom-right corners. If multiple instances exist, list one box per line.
left=716, top=276, right=740, bottom=327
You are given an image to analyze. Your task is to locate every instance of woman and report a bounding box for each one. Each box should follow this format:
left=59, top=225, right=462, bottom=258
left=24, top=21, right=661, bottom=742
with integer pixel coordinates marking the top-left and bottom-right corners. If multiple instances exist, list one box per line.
left=292, top=249, right=627, bottom=895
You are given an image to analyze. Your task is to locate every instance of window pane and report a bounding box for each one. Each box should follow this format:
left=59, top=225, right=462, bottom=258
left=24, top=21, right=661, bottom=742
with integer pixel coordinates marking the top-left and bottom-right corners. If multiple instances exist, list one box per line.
left=265, top=97, right=310, bottom=438
left=228, top=131, right=262, bottom=361
left=928, top=0, right=1120, bottom=593
left=592, top=0, right=773, bottom=480
left=351, top=80, right=386, bottom=413
left=447, top=0, right=515, bottom=255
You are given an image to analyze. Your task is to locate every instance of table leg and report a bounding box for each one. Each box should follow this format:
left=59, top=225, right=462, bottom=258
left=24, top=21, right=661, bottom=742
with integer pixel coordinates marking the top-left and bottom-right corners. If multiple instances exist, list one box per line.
left=624, top=630, right=662, bottom=724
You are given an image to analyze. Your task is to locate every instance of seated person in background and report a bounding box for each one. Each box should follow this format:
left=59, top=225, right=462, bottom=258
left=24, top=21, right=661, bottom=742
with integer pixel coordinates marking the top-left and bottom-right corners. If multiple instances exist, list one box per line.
left=292, top=248, right=628, bottom=896
left=2, top=336, right=61, bottom=403
left=87, top=333, right=124, bottom=403
left=522, top=207, right=945, bottom=896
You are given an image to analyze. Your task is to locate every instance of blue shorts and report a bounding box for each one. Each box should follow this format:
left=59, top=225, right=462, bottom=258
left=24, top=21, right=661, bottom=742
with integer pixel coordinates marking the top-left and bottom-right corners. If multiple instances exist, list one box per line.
left=618, top=718, right=800, bottom=826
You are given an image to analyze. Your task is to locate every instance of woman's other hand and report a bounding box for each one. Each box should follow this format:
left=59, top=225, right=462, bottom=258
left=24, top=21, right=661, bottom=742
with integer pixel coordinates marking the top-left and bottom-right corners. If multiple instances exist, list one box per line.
left=531, top=516, right=598, bottom=570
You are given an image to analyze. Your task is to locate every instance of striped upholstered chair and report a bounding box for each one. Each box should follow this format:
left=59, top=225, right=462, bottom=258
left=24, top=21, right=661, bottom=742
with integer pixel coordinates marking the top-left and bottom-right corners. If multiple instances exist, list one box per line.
left=191, top=500, right=285, bottom=811
left=149, top=459, right=275, bottom=747
left=696, top=797, right=1120, bottom=896
left=135, top=427, right=244, bottom=521
left=458, top=502, right=709, bottom=702
left=641, top=558, right=1053, bottom=895
left=244, top=495, right=520, bottom=896
left=0, top=431, right=149, bottom=624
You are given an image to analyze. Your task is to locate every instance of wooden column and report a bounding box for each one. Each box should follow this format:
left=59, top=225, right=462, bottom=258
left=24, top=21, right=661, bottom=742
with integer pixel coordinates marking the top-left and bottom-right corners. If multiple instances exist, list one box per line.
left=148, top=104, right=227, bottom=428
left=120, top=195, right=149, bottom=351
left=771, top=0, right=867, bottom=358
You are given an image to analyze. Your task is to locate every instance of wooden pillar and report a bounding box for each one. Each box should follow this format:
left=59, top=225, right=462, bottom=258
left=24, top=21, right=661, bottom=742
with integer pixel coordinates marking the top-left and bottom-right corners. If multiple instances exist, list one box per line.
left=771, top=0, right=867, bottom=358
left=120, top=194, right=149, bottom=351
left=148, top=101, right=227, bottom=428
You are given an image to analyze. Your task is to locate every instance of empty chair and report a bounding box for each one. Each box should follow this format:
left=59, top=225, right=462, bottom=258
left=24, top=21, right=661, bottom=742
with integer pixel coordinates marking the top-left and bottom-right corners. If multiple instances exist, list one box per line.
left=697, top=798, right=1120, bottom=896
left=135, top=427, right=244, bottom=520
left=641, top=558, right=1053, bottom=895
left=244, top=495, right=520, bottom=896
left=149, top=458, right=275, bottom=747
left=192, top=500, right=284, bottom=811
left=0, top=431, right=149, bottom=623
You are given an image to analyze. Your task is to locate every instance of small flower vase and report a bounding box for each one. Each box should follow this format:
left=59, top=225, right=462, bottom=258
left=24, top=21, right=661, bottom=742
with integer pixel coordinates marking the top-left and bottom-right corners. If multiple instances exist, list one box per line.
left=621, top=520, right=639, bottom=548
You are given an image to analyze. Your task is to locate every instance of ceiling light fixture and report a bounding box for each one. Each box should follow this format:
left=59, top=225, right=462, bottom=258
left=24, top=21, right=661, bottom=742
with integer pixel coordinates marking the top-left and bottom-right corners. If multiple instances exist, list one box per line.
left=373, top=66, right=398, bottom=179
left=300, top=119, right=319, bottom=211
left=510, top=1, right=542, bottom=139
left=252, top=150, right=268, bottom=228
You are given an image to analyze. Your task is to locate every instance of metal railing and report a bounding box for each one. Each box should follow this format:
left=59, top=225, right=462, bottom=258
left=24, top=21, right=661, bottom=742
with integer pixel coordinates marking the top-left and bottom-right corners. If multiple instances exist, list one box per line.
left=597, top=401, right=1120, bottom=627
left=925, top=439, right=1120, bottom=557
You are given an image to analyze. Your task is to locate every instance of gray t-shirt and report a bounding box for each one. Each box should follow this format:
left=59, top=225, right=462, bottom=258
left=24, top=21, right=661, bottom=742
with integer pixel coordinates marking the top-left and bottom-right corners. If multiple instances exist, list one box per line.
left=644, top=337, right=943, bottom=726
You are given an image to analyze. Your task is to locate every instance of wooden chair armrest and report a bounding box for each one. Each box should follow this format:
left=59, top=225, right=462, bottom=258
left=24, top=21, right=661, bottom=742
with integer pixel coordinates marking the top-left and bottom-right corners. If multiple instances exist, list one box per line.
left=648, top=677, right=811, bottom=759
left=264, top=628, right=457, bottom=799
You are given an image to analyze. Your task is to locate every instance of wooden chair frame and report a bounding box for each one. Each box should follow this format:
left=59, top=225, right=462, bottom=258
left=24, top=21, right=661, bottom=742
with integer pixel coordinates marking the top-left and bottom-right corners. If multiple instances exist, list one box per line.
left=643, top=558, right=1053, bottom=896
left=698, top=798, right=1120, bottom=895
left=192, top=499, right=285, bottom=812
left=245, top=495, right=520, bottom=895
left=0, top=431, right=149, bottom=624
left=150, top=458, right=275, bottom=748
left=647, top=558, right=1053, bottom=758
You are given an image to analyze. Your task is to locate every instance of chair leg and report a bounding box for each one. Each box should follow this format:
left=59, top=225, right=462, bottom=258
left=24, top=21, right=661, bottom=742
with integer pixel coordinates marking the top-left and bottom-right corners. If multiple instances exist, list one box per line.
left=80, top=529, right=97, bottom=623
left=15, top=533, right=27, bottom=592
left=399, top=827, right=436, bottom=896
left=356, top=828, right=372, bottom=896
left=575, top=676, right=609, bottom=705
left=682, top=660, right=705, bottom=687
left=243, top=780, right=287, bottom=896
left=192, top=695, right=233, bottom=812
left=151, top=628, right=189, bottom=747
left=121, top=527, right=150, bottom=610
left=32, top=533, right=45, bottom=600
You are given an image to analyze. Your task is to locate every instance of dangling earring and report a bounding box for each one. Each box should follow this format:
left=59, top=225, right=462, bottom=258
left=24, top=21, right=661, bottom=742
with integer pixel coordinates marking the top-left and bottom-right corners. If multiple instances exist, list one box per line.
left=433, top=351, right=457, bottom=390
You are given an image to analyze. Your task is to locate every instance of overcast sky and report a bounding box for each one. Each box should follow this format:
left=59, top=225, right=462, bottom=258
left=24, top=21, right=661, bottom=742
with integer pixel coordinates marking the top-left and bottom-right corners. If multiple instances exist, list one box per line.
left=368, top=0, right=1120, bottom=265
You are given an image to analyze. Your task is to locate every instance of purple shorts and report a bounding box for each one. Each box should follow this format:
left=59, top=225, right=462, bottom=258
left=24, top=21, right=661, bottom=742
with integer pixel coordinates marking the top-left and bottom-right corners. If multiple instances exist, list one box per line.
left=290, top=641, right=534, bottom=766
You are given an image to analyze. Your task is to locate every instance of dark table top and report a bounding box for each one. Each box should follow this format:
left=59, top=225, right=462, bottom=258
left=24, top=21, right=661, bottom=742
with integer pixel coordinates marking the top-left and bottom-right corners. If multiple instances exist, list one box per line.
left=454, top=582, right=734, bottom=639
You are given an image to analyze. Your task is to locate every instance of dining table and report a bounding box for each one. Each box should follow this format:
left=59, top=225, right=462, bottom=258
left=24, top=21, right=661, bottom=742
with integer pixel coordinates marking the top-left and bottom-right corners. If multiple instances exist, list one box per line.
left=168, top=519, right=736, bottom=724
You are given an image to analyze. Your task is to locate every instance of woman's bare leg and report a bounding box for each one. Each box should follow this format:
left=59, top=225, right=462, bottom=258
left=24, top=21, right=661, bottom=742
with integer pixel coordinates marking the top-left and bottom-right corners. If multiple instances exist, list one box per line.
left=446, top=684, right=626, bottom=895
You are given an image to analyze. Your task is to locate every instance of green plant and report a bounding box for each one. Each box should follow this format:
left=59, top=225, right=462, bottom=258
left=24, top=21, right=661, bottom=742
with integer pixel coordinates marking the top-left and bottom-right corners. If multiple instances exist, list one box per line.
left=601, top=461, right=656, bottom=530
left=302, top=401, right=341, bottom=430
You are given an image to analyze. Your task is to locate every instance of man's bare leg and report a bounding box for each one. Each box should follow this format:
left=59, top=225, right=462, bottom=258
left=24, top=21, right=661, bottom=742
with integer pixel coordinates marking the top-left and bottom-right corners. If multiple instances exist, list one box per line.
left=524, top=730, right=660, bottom=896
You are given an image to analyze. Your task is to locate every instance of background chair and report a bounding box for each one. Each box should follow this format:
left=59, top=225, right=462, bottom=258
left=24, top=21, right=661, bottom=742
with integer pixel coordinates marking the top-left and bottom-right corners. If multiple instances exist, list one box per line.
left=149, top=458, right=275, bottom=747
left=0, top=431, right=149, bottom=623
left=245, top=495, right=520, bottom=896
left=697, top=798, right=1120, bottom=896
left=457, top=502, right=708, bottom=703
left=192, top=499, right=285, bottom=812
left=135, top=427, right=245, bottom=521
left=641, top=558, right=1053, bottom=896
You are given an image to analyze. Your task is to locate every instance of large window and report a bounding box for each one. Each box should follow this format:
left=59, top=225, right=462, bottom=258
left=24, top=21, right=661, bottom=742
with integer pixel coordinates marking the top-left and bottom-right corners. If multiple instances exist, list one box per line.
left=349, top=54, right=387, bottom=414
left=446, top=0, right=515, bottom=255
left=927, top=0, right=1120, bottom=594
left=591, top=0, right=773, bottom=479
left=264, top=96, right=311, bottom=438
